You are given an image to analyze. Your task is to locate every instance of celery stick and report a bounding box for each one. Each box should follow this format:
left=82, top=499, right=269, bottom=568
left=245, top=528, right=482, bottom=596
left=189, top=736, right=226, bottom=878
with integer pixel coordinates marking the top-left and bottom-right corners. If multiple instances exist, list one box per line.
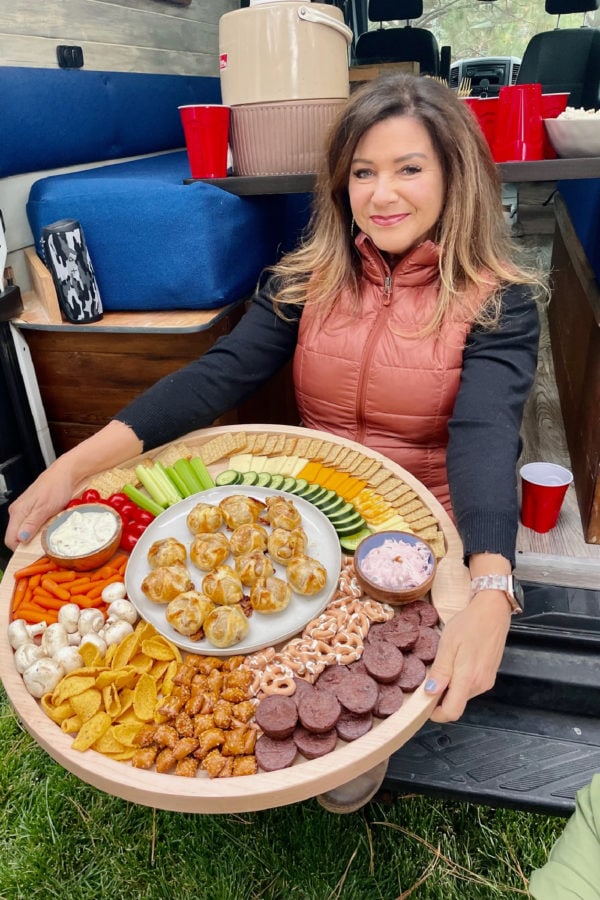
left=166, top=465, right=190, bottom=498
left=135, top=465, right=169, bottom=508
left=174, top=458, right=203, bottom=494
left=151, top=461, right=183, bottom=505
left=190, top=456, right=215, bottom=489
left=122, top=484, right=164, bottom=517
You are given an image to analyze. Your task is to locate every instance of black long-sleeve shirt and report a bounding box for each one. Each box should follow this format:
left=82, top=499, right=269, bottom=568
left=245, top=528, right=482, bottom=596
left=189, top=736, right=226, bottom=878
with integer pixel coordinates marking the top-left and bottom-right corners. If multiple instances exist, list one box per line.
left=115, top=280, right=539, bottom=565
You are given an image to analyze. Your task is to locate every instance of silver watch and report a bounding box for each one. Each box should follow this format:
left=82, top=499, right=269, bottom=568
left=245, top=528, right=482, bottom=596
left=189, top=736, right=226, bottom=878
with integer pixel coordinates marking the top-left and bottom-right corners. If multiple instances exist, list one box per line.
left=470, top=574, right=524, bottom=614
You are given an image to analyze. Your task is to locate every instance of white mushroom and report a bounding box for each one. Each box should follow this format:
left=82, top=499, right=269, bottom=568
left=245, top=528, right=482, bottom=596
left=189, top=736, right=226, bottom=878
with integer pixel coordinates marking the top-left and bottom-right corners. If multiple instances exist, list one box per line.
left=106, top=598, right=138, bottom=626
left=7, top=619, right=46, bottom=650
left=101, top=582, right=127, bottom=604
left=102, top=620, right=134, bottom=647
left=79, top=632, right=107, bottom=656
left=13, top=642, right=46, bottom=675
left=78, top=608, right=105, bottom=635
left=58, top=603, right=81, bottom=634
left=53, top=646, right=84, bottom=674
left=67, top=632, right=82, bottom=647
left=41, top=623, right=69, bottom=658
left=22, top=657, right=65, bottom=698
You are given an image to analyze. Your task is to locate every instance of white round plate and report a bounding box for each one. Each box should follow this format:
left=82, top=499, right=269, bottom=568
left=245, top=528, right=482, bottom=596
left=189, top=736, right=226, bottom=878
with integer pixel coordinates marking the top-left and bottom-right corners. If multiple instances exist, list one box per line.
left=124, top=485, right=342, bottom=655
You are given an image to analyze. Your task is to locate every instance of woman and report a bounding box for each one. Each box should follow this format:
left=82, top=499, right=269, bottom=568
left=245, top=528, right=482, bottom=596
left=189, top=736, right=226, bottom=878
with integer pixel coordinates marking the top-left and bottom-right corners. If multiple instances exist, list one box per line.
left=7, top=75, right=542, bottom=806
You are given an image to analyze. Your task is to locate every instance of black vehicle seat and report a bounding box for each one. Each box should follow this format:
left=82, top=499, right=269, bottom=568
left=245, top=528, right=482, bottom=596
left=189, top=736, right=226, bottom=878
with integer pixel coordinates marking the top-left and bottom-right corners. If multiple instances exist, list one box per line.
left=516, top=0, right=600, bottom=109
left=354, top=0, right=451, bottom=80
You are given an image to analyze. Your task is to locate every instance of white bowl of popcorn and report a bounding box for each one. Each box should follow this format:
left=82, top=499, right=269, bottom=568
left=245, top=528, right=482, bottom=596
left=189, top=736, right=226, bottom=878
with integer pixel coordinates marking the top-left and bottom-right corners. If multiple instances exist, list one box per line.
left=544, top=107, right=600, bottom=158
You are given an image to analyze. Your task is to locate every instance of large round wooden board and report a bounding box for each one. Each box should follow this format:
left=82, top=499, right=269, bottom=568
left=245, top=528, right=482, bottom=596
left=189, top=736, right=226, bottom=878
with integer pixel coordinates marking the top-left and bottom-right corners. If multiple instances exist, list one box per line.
left=0, top=425, right=470, bottom=813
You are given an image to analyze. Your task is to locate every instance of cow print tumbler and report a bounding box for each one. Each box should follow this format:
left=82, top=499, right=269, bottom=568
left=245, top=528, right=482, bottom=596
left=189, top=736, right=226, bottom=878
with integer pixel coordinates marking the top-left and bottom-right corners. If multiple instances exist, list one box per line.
left=42, top=219, right=103, bottom=323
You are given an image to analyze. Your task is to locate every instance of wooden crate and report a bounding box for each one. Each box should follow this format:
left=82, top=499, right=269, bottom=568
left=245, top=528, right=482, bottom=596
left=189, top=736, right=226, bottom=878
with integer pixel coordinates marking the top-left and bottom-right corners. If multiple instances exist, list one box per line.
left=548, top=193, right=600, bottom=543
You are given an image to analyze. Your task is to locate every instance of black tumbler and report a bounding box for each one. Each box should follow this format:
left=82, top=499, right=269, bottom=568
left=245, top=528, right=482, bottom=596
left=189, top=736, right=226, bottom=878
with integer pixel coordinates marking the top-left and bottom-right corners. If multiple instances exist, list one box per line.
left=42, top=219, right=103, bottom=323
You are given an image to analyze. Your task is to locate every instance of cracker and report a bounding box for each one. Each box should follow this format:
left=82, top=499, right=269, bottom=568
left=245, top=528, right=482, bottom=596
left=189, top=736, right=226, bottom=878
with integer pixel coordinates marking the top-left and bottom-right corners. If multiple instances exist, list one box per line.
left=368, top=471, right=395, bottom=490
left=282, top=436, right=298, bottom=456
left=330, top=447, right=351, bottom=468
left=306, top=438, right=325, bottom=460
left=294, top=436, right=312, bottom=457
left=338, top=449, right=361, bottom=472
left=361, top=460, right=383, bottom=480
left=414, top=525, right=442, bottom=541
left=86, top=467, right=138, bottom=499
left=385, top=482, right=413, bottom=502
left=247, top=432, right=268, bottom=455
left=321, top=442, right=341, bottom=465
left=200, top=432, right=248, bottom=464
left=352, top=456, right=372, bottom=477
left=261, top=434, right=280, bottom=455
left=428, top=533, right=447, bottom=559
left=271, top=433, right=287, bottom=455
left=154, top=442, right=196, bottom=467
left=406, top=513, right=437, bottom=529
left=396, top=498, right=423, bottom=516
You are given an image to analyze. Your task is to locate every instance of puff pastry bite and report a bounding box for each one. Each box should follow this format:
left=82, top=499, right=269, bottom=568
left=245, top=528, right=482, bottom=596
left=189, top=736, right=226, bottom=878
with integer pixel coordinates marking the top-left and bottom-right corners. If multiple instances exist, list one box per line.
left=264, top=495, right=302, bottom=531
left=186, top=502, right=224, bottom=535
left=229, top=523, right=268, bottom=557
left=141, top=564, right=194, bottom=604
left=218, top=494, right=265, bottom=529
left=165, top=591, right=215, bottom=638
left=203, top=605, right=250, bottom=649
left=190, top=532, right=230, bottom=571
left=147, top=537, right=187, bottom=569
left=250, top=575, right=292, bottom=614
left=286, top=554, right=327, bottom=595
left=202, top=565, right=245, bottom=606
left=234, top=549, right=275, bottom=587
left=267, top=527, right=308, bottom=566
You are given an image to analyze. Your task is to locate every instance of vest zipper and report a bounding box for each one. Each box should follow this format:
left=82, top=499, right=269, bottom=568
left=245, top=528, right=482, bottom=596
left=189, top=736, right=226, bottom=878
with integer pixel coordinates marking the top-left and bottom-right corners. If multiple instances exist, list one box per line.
left=356, top=275, right=393, bottom=444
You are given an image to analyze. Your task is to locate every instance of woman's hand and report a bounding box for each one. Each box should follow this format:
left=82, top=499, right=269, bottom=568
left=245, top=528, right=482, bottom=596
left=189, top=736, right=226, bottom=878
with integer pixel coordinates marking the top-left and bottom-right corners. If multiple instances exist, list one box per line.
left=424, top=590, right=512, bottom=722
left=6, top=457, right=77, bottom=551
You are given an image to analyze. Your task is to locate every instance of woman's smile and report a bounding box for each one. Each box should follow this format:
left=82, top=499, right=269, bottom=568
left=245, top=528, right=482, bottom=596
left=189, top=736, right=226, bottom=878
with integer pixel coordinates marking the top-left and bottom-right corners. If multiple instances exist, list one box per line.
left=349, top=115, right=444, bottom=260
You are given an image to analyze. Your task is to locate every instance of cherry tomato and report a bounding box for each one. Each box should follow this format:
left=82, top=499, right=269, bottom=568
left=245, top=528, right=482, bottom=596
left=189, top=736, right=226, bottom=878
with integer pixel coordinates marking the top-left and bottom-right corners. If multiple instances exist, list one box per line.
left=118, top=502, right=137, bottom=523
left=66, top=498, right=83, bottom=508
left=80, top=489, right=101, bottom=503
left=120, top=531, right=139, bottom=552
left=129, top=521, right=148, bottom=538
left=107, top=492, right=129, bottom=510
left=134, top=509, right=154, bottom=527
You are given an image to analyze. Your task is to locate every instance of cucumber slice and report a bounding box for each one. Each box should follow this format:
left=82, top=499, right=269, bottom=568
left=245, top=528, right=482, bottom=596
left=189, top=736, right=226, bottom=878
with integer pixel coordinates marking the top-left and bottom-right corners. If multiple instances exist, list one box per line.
left=339, top=527, right=373, bottom=553
left=335, top=515, right=367, bottom=536
left=256, top=472, right=272, bottom=487
left=326, top=502, right=355, bottom=523
left=319, top=494, right=346, bottom=516
left=287, top=478, right=308, bottom=495
left=241, top=471, right=259, bottom=485
left=281, top=476, right=297, bottom=493
left=312, top=489, right=337, bottom=510
left=269, top=474, right=285, bottom=490
left=215, top=469, right=243, bottom=486
left=300, top=483, right=327, bottom=503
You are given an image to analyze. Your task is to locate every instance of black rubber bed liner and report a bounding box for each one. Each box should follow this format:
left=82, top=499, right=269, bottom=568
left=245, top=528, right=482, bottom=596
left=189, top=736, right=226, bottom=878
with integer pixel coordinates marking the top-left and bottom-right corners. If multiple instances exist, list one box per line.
left=385, top=582, right=600, bottom=815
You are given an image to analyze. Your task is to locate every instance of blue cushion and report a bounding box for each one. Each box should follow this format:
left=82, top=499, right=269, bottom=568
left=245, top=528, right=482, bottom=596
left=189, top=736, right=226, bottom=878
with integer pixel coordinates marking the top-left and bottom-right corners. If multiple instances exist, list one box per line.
left=558, top=179, right=600, bottom=285
left=1, top=67, right=220, bottom=177
left=27, top=153, right=289, bottom=311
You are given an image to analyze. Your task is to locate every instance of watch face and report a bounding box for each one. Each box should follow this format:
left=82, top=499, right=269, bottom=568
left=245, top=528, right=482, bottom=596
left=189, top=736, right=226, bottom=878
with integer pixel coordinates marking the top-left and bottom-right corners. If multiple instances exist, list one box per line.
left=513, top=578, right=525, bottom=608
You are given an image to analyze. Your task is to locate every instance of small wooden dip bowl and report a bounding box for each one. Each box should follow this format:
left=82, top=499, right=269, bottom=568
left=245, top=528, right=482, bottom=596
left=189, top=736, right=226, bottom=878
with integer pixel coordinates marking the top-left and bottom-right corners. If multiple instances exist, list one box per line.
left=354, top=530, right=437, bottom=605
left=41, top=503, right=123, bottom=572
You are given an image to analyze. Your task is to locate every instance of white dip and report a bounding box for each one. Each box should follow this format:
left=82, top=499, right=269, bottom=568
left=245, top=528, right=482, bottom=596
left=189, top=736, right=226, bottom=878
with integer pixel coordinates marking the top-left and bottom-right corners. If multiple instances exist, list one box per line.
left=49, top=509, right=118, bottom=556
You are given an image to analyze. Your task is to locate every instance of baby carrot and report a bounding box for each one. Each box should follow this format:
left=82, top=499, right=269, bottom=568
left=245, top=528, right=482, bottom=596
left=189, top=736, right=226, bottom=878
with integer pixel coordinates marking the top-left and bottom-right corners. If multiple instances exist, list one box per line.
left=29, top=573, right=42, bottom=589
left=31, top=592, right=65, bottom=611
left=70, top=593, right=106, bottom=609
left=85, top=574, right=123, bottom=599
left=16, top=605, right=58, bottom=625
left=13, top=559, right=57, bottom=580
left=40, top=577, right=71, bottom=602
left=49, top=570, right=77, bottom=583
left=12, top=578, right=28, bottom=612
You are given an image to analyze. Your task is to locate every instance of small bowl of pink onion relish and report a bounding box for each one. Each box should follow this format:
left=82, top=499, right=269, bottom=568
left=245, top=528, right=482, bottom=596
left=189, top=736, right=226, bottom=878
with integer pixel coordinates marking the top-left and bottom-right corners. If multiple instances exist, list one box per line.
left=353, top=531, right=437, bottom=605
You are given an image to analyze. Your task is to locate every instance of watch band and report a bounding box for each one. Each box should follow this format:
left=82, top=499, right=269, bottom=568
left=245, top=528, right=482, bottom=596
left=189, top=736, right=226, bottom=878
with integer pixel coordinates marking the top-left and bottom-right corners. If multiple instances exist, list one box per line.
left=470, top=574, right=523, bottom=614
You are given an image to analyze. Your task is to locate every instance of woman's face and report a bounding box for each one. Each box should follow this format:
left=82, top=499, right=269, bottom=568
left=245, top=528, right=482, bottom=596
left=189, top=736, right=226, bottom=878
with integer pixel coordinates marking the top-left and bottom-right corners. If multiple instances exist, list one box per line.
left=348, top=115, right=445, bottom=260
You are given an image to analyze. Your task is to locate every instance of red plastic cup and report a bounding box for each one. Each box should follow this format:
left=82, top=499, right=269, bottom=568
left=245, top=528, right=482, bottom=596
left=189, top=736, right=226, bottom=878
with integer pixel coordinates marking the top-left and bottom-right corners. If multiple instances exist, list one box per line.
left=541, top=92, right=569, bottom=159
left=520, top=462, right=573, bottom=533
left=461, top=97, right=499, bottom=153
left=492, top=84, right=544, bottom=162
left=178, top=104, right=230, bottom=178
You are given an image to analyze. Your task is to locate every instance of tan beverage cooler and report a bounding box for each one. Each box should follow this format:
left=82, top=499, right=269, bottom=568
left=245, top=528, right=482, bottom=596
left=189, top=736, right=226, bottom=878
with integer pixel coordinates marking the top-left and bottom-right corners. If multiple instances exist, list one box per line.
left=219, top=1, right=353, bottom=176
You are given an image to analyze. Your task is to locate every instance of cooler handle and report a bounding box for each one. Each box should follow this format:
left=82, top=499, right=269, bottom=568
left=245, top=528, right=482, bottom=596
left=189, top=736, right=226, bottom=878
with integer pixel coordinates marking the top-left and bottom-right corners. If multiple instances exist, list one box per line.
left=297, top=6, right=354, bottom=43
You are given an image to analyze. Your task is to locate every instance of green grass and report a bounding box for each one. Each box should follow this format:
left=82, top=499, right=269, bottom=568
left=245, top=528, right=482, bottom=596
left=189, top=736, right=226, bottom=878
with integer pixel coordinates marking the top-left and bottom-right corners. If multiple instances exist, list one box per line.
left=0, top=684, right=566, bottom=900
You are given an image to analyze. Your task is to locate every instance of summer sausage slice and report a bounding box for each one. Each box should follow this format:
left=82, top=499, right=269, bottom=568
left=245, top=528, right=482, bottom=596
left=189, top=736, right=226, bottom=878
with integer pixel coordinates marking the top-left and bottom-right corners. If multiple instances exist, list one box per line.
left=316, top=664, right=350, bottom=693
left=293, top=726, right=338, bottom=759
left=297, top=688, right=341, bottom=734
left=362, top=640, right=404, bottom=684
left=335, top=709, right=373, bottom=742
left=404, top=599, right=439, bottom=628
left=374, top=683, right=404, bottom=718
left=395, top=653, right=426, bottom=691
left=412, top=626, right=440, bottom=664
left=255, top=734, right=297, bottom=771
left=365, top=622, right=390, bottom=643
left=380, top=617, right=419, bottom=650
left=255, top=694, right=298, bottom=740
left=336, top=673, right=379, bottom=714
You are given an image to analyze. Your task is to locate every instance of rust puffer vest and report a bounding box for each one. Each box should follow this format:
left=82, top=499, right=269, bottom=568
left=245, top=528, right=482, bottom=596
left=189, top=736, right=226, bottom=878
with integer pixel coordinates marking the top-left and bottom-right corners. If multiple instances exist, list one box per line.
left=293, top=236, right=476, bottom=512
